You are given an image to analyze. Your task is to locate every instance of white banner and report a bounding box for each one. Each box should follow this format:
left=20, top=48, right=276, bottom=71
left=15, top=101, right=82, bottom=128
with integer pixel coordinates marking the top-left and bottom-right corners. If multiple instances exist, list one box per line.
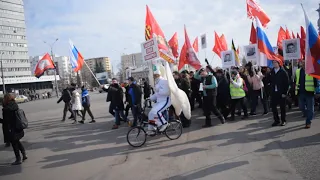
left=141, top=37, right=160, bottom=62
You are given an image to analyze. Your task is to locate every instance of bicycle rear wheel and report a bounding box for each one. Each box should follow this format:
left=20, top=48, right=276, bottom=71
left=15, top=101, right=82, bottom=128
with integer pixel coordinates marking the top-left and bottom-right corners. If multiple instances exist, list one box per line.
left=127, top=127, right=147, bottom=147
left=165, top=120, right=182, bottom=140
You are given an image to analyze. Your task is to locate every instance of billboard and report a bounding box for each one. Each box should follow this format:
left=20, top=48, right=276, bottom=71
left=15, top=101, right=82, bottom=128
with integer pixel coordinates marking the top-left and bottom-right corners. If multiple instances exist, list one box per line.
left=96, top=72, right=109, bottom=84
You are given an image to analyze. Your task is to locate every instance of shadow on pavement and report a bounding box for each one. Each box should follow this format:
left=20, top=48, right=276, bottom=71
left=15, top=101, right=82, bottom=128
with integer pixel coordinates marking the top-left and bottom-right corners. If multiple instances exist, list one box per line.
left=163, top=161, right=249, bottom=180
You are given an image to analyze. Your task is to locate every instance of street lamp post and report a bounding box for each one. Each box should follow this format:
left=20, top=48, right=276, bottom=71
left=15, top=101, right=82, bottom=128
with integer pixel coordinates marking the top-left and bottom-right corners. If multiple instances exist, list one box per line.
left=44, top=38, right=59, bottom=98
left=0, top=52, right=5, bottom=94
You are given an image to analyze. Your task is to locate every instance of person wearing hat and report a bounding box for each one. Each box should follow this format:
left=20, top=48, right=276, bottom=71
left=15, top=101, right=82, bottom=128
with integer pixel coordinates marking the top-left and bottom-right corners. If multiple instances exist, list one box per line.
left=229, top=70, right=248, bottom=120
left=194, top=67, right=225, bottom=127
left=127, top=77, right=142, bottom=127
left=269, top=60, right=289, bottom=126
left=147, top=67, right=171, bottom=134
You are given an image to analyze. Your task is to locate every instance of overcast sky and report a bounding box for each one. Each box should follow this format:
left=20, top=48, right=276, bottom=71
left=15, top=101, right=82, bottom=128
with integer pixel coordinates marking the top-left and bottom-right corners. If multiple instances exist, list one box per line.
left=24, top=0, right=319, bottom=70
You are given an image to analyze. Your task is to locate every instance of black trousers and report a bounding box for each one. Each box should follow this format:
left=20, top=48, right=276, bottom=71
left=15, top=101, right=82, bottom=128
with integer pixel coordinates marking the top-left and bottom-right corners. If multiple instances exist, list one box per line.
left=230, top=97, right=248, bottom=117
left=190, top=91, right=202, bottom=109
left=271, top=92, right=286, bottom=123
left=2, top=123, right=9, bottom=144
left=131, top=105, right=141, bottom=127
left=82, top=105, right=94, bottom=120
left=109, top=105, right=115, bottom=117
left=63, top=102, right=74, bottom=120
left=125, top=103, right=131, bottom=117
left=202, top=95, right=223, bottom=125
left=217, top=97, right=230, bottom=119
left=11, top=139, right=25, bottom=160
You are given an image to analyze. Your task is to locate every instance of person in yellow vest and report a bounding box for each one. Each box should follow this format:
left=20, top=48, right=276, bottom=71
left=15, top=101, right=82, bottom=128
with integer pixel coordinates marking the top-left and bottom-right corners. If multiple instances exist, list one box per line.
left=295, top=60, right=317, bottom=129
left=229, top=70, right=248, bottom=120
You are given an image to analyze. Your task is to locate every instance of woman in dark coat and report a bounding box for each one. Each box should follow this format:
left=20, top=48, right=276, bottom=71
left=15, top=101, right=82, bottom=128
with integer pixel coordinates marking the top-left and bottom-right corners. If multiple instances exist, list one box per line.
left=2, top=93, right=27, bottom=165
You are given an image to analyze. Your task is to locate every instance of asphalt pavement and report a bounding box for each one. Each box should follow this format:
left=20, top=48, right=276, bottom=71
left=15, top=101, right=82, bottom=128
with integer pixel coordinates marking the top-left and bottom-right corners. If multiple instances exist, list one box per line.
left=0, top=92, right=319, bottom=180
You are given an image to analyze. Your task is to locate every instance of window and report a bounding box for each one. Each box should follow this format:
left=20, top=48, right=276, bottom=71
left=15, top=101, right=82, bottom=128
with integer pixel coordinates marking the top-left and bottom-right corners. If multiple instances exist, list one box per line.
left=0, top=1, right=23, bottom=9
left=0, top=9, right=23, bottom=16
left=0, top=34, right=26, bottom=39
left=0, top=17, right=24, bottom=23
left=0, top=42, right=27, bottom=47
left=0, top=25, right=25, bottom=32
left=2, top=51, right=28, bottom=55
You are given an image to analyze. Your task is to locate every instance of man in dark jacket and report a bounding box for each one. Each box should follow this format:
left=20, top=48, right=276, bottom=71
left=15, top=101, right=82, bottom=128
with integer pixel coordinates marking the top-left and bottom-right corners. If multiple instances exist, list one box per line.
left=79, top=86, right=95, bottom=124
left=107, top=78, right=127, bottom=129
left=189, top=71, right=202, bottom=110
left=57, top=87, right=74, bottom=121
left=195, top=68, right=226, bottom=127
left=216, top=69, right=230, bottom=119
left=123, top=82, right=131, bottom=118
left=127, top=77, right=142, bottom=127
left=269, top=60, right=289, bottom=126
left=142, top=78, right=152, bottom=108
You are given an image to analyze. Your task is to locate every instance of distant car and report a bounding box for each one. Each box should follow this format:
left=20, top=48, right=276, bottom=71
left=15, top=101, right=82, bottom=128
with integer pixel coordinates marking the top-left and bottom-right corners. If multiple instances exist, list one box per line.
left=99, top=84, right=110, bottom=93
left=15, top=95, right=29, bottom=103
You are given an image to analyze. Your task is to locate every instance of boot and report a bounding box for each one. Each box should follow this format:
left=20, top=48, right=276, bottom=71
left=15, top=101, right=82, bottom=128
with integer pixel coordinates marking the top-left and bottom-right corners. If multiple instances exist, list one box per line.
left=11, top=157, right=22, bottom=165
left=22, top=152, right=28, bottom=161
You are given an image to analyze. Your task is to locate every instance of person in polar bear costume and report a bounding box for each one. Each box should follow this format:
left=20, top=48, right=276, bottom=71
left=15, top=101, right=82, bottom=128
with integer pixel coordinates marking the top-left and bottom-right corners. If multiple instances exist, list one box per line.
left=147, top=61, right=191, bottom=135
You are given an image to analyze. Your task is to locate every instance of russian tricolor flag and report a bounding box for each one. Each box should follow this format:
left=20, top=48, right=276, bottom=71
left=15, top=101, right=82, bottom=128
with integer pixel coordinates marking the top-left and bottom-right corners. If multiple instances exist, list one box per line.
left=256, top=17, right=281, bottom=67
left=69, top=40, right=84, bottom=72
left=302, top=5, right=320, bottom=79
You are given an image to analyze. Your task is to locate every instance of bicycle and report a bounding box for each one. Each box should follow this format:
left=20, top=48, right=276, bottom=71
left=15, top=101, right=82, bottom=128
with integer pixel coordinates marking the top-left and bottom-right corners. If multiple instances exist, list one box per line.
left=126, top=99, right=183, bottom=147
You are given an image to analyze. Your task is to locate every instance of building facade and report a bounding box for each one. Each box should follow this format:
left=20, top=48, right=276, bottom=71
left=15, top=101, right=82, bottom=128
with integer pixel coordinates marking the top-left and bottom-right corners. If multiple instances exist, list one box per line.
left=121, top=52, right=145, bottom=80
left=0, top=0, right=59, bottom=93
left=82, top=57, right=112, bottom=86
left=0, top=0, right=30, bottom=79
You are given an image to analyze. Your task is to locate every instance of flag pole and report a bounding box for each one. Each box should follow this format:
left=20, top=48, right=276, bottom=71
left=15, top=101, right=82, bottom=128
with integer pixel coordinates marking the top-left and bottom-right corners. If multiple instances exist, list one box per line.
left=83, top=60, right=101, bottom=86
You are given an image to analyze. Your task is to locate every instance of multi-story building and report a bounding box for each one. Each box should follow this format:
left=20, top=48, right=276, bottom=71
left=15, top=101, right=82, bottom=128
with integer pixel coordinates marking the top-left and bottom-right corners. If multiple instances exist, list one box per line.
left=121, top=52, right=145, bottom=80
left=0, top=0, right=58, bottom=93
left=81, top=57, right=112, bottom=86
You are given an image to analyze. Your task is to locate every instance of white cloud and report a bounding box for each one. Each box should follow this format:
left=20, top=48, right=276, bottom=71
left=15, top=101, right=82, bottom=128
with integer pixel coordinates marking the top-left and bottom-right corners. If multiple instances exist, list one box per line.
left=24, top=0, right=320, bottom=70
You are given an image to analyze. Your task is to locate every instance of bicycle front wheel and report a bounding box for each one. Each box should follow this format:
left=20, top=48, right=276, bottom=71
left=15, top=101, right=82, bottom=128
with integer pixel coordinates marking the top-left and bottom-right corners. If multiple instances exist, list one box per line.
left=165, top=120, right=182, bottom=140
left=127, top=127, right=147, bottom=147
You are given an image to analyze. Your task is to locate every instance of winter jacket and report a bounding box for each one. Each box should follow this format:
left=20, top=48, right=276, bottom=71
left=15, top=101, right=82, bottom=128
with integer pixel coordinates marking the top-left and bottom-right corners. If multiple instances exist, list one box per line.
left=247, top=71, right=264, bottom=90
left=2, top=100, right=24, bottom=141
left=72, top=91, right=82, bottom=110
left=107, top=84, right=125, bottom=110
left=269, top=67, right=289, bottom=95
left=57, top=88, right=72, bottom=103
left=143, top=81, right=151, bottom=97
left=128, top=83, right=142, bottom=105
left=81, top=89, right=90, bottom=106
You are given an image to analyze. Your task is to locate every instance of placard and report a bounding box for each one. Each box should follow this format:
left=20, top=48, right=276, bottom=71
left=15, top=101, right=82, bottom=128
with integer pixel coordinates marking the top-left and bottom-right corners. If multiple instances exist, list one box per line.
left=221, top=50, right=236, bottom=68
left=244, top=44, right=258, bottom=65
left=282, top=38, right=301, bottom=60
left=141, top=37, right=160, bottom=61
left=200, top=34, right=207, bottom=49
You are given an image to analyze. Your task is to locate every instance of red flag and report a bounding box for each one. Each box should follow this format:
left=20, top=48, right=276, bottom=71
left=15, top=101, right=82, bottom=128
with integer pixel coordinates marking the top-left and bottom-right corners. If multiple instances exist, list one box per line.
left=34, top=53, right=55, bottom=78
left=300, top=26, right=306, bottom=59
left=285, top=28, right=291, bottom=39
left=193, top=37, right=199, bottom=53
left=220, top=34, right=228, bottom=51
left=246, top=0, right=270, bottom=27
left=291, top=32, right=296, bottom=39
left=178, top=43, right=187, bottom=70
left=168, top=32, right=179, bottom=58
left=183, top=25, right=201, bottom=70
left=212, top=32, right=223, bottom=58
left=297, top=33, right=300, bottom=39
left=145, top=5, right=174, bottom=63
left=277, top=27, right=286, bottom=50
left=250, top=22, right=257, bottom=44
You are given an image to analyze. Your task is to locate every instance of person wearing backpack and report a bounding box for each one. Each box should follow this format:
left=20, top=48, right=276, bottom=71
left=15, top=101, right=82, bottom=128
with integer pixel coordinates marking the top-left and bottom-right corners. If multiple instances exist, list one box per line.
left=2, top=93, right=27, bottom=165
